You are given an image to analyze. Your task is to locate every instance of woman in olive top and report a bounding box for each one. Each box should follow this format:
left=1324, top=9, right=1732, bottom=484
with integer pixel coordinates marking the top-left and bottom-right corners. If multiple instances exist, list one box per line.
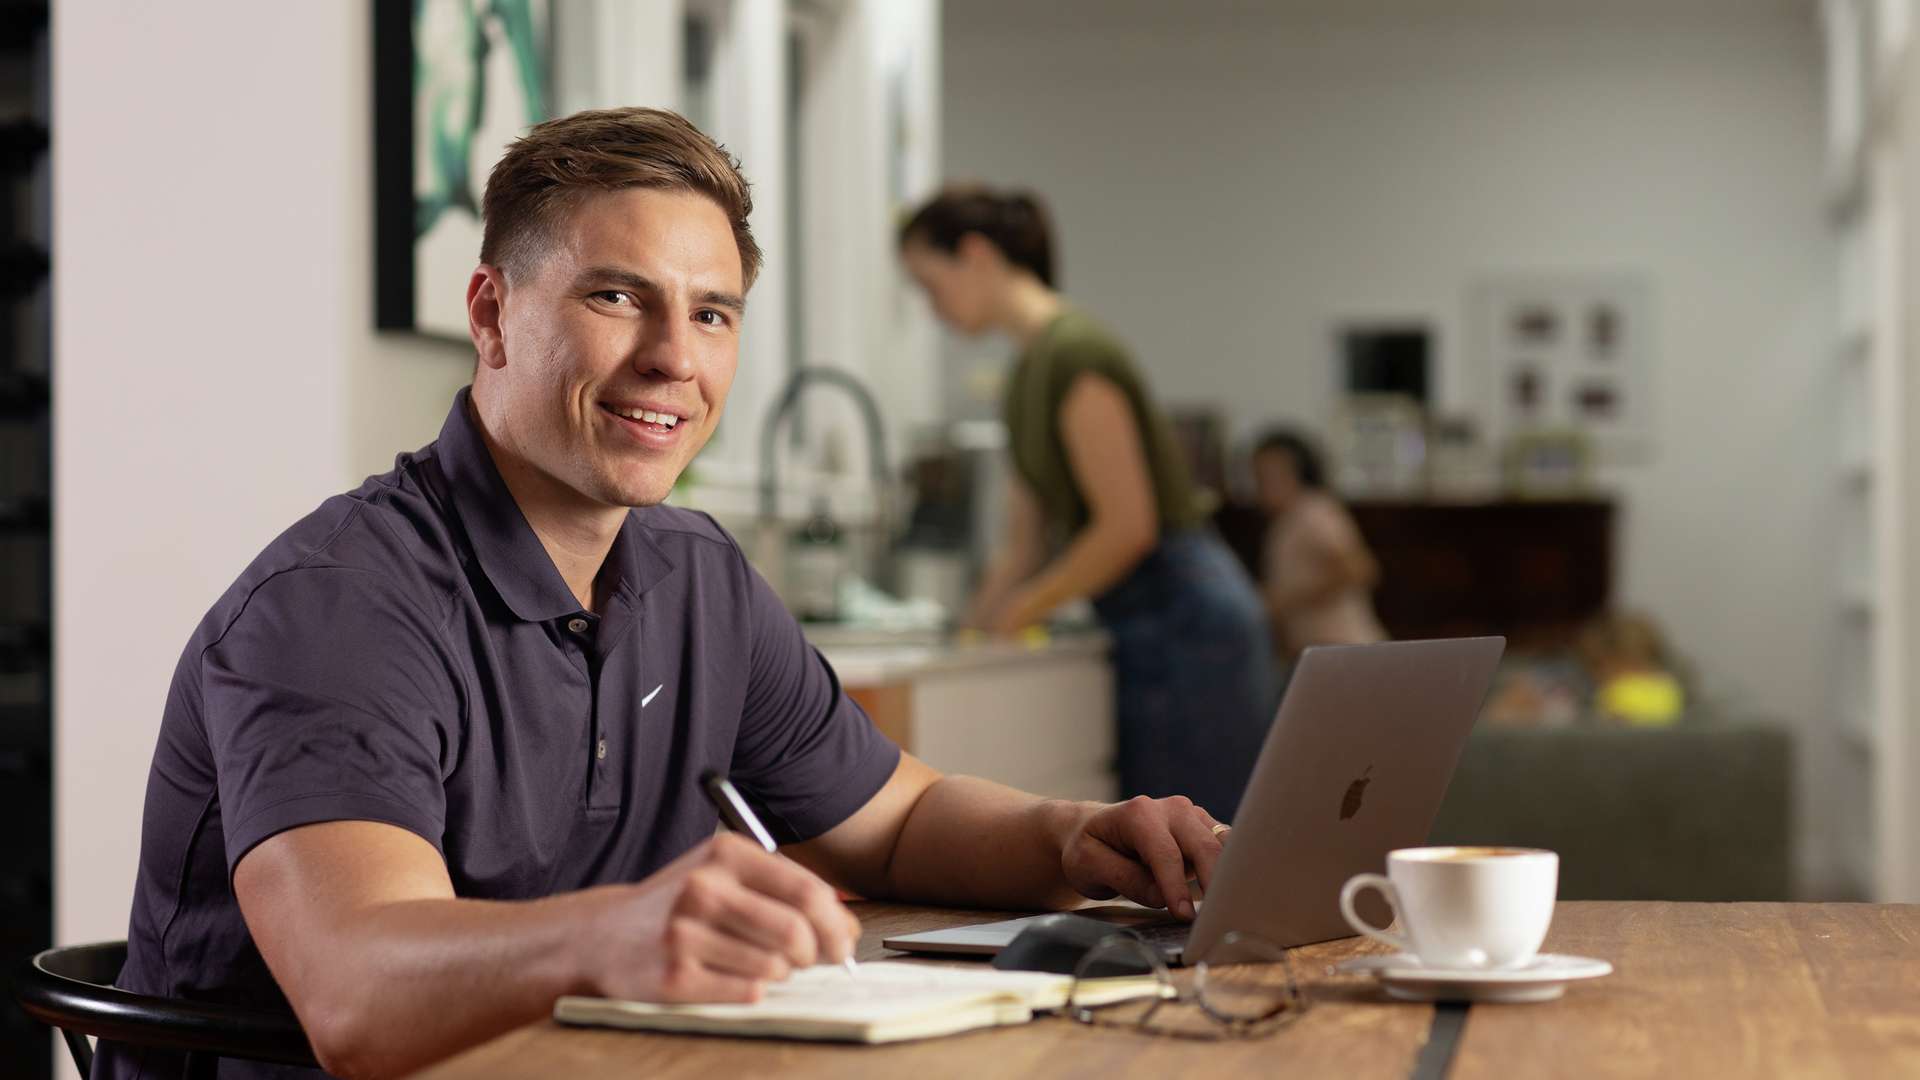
left=898, top=187, right=1277, bottom=820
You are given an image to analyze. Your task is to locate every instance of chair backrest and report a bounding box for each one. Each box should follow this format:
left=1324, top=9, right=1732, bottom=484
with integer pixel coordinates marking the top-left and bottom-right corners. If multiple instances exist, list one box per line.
left=13, top=941, right=320, bottom=1072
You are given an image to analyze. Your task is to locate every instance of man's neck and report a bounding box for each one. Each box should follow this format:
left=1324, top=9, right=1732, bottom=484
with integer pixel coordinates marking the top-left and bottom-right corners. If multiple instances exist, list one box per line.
left=470, top=407, right=625, bottom=614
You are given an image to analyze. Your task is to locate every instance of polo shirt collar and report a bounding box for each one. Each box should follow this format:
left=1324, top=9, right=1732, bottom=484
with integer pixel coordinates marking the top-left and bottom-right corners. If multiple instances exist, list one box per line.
left=436, top=388, right=675, bottom=624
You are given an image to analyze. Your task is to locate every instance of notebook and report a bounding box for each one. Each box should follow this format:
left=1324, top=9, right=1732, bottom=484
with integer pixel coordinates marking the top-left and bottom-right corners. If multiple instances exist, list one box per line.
left=553, top=960, right=1171, bottom=1044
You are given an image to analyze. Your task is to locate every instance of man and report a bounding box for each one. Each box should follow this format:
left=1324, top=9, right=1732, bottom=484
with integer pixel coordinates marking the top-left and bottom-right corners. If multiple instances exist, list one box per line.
left=106, top=108, right=1231, bottom=1080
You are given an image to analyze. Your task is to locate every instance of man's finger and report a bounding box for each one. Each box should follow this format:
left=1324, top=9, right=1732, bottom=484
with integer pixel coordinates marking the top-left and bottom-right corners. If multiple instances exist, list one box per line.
left=1071, top=833, right=1164, bottom=908
left=654, top=959, right=765, bottom=1005
left=681, top=866, right=822, bottom=967
left=1118, top=805, right=1195, bottom=920
left=712, top=839, right=858, bottom=964
left=667, top=915, right=790, bottom=982
left=1193, top=805, right=1230, bottom=834
left=1168, top=806, right=1227, bottom=893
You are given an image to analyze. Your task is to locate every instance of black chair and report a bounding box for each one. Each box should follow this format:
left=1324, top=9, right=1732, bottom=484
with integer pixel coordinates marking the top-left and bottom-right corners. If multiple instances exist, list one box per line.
left=13, top=941, right=320, bottom=1075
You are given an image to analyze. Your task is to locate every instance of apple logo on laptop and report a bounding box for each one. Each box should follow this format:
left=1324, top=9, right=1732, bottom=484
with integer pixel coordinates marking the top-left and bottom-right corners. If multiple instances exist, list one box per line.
left=1340, top=765, right=1373, bottom=821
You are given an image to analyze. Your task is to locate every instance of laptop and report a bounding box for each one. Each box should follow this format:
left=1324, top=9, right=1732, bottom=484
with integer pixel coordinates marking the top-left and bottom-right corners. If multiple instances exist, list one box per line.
left=882, top=637, right=1506, bottom=965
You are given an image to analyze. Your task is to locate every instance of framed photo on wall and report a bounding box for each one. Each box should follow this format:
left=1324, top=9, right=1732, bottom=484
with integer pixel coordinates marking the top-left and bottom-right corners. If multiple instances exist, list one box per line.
left=375, top=0, right=554, bottom=339
left=1471, top=274, right=1654, bottom=460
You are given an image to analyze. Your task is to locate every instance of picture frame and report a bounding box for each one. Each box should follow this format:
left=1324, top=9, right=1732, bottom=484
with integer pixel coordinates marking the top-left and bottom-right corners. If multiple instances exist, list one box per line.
left=374, top=0, right=555, bottom=339
left=1472, top=274, right=1653, bottom=460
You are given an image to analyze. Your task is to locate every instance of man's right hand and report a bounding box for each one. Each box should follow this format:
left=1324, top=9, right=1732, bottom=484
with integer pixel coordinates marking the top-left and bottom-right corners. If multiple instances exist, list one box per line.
left=575, top=832, right=862, bottom=1003
left=235, top=821, right=860, bottom=1078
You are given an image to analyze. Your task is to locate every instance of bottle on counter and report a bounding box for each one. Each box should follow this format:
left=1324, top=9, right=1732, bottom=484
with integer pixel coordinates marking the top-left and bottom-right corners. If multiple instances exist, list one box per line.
left=787, top=496, right=848, bottom=622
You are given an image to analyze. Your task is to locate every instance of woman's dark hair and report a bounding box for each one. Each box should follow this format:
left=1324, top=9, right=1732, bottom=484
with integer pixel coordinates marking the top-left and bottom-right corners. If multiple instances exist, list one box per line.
left=898, top=185, right=1056, bottom=287
left=1253, top=428, right=1327, bottom=489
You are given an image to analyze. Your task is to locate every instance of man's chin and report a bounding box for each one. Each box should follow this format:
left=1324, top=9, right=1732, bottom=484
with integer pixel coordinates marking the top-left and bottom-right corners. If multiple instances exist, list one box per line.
left=593, top=471, right=680, bottom=509
left=605, top=484, right=675, bottom=509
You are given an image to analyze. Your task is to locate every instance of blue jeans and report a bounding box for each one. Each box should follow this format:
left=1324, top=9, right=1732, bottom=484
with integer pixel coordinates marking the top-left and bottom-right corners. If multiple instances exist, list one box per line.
left=1093, top=530, right=1278, bottom=822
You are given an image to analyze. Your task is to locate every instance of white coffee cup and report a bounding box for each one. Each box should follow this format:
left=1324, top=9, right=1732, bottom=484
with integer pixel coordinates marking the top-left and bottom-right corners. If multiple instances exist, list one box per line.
left=1339, top=846, right=1559, bottom=969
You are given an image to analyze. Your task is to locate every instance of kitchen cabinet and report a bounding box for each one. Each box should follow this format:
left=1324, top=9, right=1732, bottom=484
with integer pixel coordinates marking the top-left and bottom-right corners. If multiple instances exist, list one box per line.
left=816, top=632, right=1117, bottom=802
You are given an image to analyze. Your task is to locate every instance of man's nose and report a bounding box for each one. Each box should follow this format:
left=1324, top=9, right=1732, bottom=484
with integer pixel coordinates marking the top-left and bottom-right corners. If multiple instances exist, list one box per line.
left=634, top=312, right=697, bottom=381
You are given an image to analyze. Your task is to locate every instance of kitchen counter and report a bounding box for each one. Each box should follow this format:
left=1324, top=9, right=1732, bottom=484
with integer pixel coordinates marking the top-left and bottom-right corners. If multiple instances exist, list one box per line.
left=806, top=626, right=1111, bottom=686
left=805, top=625, right=1118, bottom=802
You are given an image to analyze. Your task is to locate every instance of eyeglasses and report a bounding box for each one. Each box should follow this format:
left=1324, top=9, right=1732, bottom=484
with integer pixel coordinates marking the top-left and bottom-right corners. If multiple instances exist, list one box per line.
left=1065, top=930, right=1311, bottom=1041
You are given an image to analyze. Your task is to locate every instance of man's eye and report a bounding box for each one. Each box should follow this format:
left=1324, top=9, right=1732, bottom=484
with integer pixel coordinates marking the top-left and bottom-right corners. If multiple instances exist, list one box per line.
left=593, top=291, right=633, bottom=306
left=694, top=309, right=728, bottom=327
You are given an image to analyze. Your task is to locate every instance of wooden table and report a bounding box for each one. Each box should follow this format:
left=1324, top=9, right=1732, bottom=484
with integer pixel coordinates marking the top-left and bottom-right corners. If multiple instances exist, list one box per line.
left=412, top=901, right=1920, bottom=1079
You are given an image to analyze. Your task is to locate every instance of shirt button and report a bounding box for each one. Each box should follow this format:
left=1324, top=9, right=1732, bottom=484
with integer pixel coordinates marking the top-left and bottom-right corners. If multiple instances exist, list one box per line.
left=596, top=739, right=608, bottom=761
left=567, top=617, right=589, bottom=634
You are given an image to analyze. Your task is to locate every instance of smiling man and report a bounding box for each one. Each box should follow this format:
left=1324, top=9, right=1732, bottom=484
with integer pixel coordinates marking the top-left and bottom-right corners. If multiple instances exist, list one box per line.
left=104, top=109, right=1232, bottom=1080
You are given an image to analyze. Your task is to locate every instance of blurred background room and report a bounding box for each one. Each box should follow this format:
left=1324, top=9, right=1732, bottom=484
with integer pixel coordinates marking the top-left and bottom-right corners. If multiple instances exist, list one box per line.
left=8, top=0, right=1920, bottom=1072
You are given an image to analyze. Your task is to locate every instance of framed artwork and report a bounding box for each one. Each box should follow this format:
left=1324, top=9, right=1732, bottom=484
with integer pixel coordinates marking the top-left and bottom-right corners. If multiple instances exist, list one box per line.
left=1472, top=274, right=1653, bottom=459
left=1337, top=321, right=1433, bottom=407
left=375, top=0, right=554, bottom=338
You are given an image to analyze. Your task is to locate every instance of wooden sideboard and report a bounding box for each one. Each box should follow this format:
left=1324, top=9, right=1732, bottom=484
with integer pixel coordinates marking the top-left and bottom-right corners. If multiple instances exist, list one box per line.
left=1216, top=498, right=1616, bottom=648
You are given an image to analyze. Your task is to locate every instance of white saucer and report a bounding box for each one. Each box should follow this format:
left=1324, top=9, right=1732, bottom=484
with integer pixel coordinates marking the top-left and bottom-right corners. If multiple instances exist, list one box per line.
left=1334, top=953, right=1613, bottom=1004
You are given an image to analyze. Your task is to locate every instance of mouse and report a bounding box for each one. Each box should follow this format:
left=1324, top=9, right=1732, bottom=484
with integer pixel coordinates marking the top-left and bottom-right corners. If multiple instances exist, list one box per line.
left=989, top=913, right=1156, bottom=977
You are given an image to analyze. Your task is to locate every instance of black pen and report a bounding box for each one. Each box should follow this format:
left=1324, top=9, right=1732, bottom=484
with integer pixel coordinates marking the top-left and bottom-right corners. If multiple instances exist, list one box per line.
left=700, top=770, right=858, bottom=978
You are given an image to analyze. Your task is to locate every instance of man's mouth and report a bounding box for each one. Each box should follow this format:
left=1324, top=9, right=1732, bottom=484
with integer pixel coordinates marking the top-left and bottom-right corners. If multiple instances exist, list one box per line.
left=600, top=403, right=684, bottom=433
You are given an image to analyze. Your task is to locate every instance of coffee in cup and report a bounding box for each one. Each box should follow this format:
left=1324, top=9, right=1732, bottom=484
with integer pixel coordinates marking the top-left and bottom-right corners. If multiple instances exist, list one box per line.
left=1339, top=846, right=1558, bottom=969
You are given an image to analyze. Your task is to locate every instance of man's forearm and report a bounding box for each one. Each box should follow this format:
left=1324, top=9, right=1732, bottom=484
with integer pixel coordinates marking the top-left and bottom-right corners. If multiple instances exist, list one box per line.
left=876, top=775, right=1095, bottom=910
left=277, top=889, right=604, bottom=1079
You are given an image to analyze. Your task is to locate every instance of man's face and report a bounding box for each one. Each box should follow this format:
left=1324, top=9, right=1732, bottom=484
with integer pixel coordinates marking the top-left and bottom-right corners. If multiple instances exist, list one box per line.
left=474, top=187, right=744, bottom=509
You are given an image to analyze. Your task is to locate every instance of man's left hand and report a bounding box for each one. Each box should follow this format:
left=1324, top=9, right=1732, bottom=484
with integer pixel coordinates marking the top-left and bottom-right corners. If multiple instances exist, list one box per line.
left=1058, top=796, right=1229, bottom=920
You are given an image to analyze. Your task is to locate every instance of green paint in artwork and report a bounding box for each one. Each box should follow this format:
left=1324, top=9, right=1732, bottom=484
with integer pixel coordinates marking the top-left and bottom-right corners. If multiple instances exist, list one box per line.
left=413, top=0, right=552, bottom=242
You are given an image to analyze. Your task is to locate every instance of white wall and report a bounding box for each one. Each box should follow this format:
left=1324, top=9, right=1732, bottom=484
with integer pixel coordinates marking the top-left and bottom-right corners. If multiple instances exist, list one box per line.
left=53, top=1, right=473, bottom=954
left=943, top=1, right=1841, bottom=891
left=50, top=0, right=937, bottom=976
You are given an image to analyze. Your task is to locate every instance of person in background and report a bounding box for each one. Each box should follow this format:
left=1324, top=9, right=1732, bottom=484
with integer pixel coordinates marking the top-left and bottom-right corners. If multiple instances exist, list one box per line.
left=898, top=186, right=1276, bottom=821
left=1251, top=428, right=1387, bottom=662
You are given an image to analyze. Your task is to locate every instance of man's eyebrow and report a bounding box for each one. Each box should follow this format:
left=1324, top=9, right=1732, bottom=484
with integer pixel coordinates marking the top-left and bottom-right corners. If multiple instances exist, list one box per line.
left=574, top=266, right=747, bottom=315
left=695, top=287, right=747, bottom=315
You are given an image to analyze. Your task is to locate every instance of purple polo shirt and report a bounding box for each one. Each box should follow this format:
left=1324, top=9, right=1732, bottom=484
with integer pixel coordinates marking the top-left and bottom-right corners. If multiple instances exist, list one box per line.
left=100, top=388, right=899, bottom=1079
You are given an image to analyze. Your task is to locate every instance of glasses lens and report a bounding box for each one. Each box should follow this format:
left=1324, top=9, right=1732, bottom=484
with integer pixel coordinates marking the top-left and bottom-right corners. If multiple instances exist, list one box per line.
left=1195, top=933, right=1306, bottom=1026
left=1069, top=930, right=1308, bottom=1041
left=1068, top=934, right=1171, bottom=1025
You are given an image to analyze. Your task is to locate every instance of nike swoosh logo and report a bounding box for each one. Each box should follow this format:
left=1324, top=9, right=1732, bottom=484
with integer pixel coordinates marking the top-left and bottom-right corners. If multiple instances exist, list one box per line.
left=641, top=684, right=664, bottom=708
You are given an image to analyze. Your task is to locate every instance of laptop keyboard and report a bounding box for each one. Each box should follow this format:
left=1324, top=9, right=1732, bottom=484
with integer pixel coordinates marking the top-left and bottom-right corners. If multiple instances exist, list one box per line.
left=1128, top=921, right=1192, bottom=953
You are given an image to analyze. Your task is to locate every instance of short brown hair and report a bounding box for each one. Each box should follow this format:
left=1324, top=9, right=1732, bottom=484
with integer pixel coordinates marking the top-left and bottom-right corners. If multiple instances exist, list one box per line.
left=899, top=185, right=1056, bottom=288
left=480, top=107, right=762, bottom=289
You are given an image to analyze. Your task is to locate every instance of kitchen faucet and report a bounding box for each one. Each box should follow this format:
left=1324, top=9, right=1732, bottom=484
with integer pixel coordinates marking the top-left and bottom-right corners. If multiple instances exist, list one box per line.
left=757, top=365, right=894, bottom=591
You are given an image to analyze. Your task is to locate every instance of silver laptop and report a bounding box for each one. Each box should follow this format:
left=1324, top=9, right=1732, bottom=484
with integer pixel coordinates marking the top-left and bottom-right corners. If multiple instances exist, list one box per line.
left=882, top=637, right=1506, bottom=965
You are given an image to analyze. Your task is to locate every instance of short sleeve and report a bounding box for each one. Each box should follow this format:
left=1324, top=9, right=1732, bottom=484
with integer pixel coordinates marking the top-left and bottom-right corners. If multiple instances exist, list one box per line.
left=1049, top=334, right=1130, bottom=394
left=201, top=567, right=460, bottom=876
left=727, top=559, right=901, bottom=844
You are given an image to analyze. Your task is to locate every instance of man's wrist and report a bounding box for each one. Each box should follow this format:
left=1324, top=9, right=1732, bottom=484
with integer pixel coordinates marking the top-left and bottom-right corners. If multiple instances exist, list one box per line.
left=546, top=885, right=618, bottom=998
left=1034, top=797, right=1100, bottom=861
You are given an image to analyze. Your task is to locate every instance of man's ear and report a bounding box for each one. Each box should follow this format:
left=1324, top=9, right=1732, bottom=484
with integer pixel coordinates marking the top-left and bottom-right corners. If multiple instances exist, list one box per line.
left=467, top=264, right=510, bottom=371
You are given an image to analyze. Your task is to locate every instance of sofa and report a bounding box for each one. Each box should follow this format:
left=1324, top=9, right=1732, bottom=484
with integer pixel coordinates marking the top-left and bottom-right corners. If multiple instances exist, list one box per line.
left=1427, top=724, right=1794, bottom=901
